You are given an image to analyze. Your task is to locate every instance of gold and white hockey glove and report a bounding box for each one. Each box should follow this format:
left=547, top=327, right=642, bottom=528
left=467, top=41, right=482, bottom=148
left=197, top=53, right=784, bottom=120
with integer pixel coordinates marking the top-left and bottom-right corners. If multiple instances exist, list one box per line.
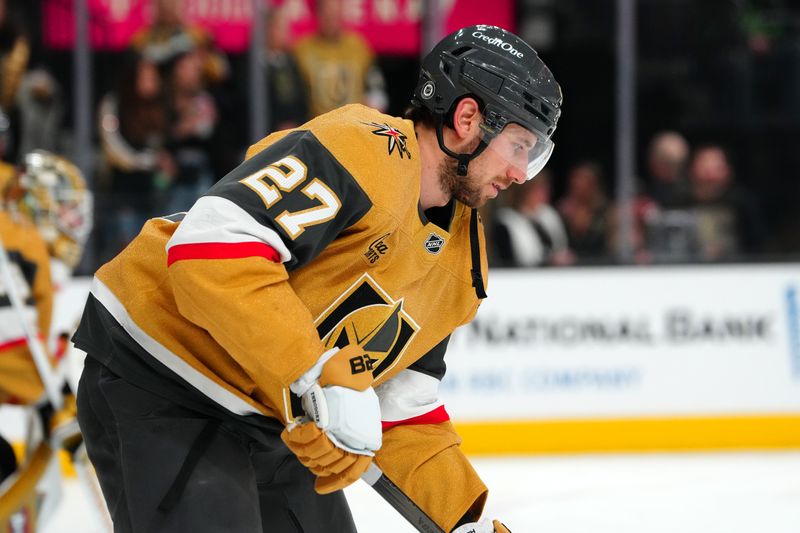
left=281, top=345, right=381, bottom=494
left=452, top=519, right=512, bottom=533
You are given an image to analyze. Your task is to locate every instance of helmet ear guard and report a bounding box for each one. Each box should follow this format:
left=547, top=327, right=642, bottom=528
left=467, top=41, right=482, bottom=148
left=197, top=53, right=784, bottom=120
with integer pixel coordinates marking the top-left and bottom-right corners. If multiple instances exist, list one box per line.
left=412, top=25, right=562, bottom=179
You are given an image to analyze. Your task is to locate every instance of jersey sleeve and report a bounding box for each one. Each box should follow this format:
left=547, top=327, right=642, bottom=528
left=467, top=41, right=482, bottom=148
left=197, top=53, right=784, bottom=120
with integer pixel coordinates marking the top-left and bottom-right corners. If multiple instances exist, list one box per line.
left=202, top=130, right=371, bottom=270
left=164, top=130, right=373, bottom=416
left=373, top=337, right=488, bottom=531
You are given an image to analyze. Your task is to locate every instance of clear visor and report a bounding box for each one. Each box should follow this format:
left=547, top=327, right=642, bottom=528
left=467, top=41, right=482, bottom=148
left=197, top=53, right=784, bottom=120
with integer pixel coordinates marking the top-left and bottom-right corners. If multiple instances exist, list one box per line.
left=481, top=122, right=554, bottom=181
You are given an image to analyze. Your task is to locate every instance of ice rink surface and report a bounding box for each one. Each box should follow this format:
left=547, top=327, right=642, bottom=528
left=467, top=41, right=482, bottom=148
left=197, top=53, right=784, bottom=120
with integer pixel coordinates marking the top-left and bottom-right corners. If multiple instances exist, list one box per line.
left=44, top=451, right=800, bottom=533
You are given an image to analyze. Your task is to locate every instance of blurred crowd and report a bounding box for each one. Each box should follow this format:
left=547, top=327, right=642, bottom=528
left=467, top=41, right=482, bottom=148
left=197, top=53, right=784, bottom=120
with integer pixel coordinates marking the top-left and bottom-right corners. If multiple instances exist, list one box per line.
left=0, top=0, right=797, bottom=271
left=487, top=132, right=768, bottom=267
left=91, top=0, right=386, bottom=264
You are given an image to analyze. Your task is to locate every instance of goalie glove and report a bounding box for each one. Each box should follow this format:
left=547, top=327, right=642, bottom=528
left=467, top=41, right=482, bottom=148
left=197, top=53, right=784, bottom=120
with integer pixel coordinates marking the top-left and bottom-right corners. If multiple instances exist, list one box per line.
left=452, top=519, right=512, bottom=533
left=281, top=345, right=381, bottom=493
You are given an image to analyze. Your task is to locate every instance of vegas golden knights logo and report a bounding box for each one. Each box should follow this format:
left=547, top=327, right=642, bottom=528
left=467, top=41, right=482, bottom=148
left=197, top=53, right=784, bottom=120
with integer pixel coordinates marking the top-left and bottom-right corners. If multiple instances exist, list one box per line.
left=315, top=273, right=419, bottom=381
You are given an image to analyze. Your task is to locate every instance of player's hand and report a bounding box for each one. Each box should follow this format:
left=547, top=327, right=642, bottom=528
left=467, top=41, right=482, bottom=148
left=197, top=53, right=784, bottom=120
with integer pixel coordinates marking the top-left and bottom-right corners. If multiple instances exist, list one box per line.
left=281, top=421, right=372, bottom=494
left=452, top=519, right=512, bottom=533
left=291, top=344, right=382, bottom=454
left=282, top=345, right=382, bottom=493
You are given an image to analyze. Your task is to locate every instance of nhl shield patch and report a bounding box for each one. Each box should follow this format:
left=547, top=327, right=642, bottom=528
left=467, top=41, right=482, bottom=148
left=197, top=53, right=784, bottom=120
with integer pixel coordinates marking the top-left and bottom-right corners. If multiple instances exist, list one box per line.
left=424, top=233, right=446, bottom=254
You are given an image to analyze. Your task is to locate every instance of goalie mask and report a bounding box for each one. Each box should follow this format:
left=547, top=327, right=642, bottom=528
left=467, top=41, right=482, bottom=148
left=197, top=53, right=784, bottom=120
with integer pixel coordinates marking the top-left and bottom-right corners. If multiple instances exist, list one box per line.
left=413, top=25, right=562, bottom=179
left=17, top=150, right=93, bottom=270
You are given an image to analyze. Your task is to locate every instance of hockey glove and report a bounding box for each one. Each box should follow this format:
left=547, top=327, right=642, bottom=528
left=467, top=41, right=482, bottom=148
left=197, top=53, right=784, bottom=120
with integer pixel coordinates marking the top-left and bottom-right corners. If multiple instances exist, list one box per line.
left=281, top=345, right=381, bottom=494
left=281, top=422, right=373, bottom=493
left=452, top=519, right=512, bottom=533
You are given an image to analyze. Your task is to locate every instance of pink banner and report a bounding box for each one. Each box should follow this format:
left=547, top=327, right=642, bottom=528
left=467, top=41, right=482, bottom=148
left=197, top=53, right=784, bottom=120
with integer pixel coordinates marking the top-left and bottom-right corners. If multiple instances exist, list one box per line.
left=43, top=0, right=514, bottom=55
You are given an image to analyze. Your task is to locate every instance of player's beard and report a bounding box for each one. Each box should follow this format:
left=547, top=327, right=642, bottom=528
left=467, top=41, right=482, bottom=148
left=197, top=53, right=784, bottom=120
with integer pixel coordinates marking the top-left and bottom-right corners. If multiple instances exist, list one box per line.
left=438, top=141, right=485, bottom=208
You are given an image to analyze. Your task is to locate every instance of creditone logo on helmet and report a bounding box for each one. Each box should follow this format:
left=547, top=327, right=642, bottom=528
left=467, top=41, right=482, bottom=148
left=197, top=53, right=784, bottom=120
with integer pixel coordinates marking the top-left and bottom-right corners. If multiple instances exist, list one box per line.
left=471, top=31, right=524, bottom=58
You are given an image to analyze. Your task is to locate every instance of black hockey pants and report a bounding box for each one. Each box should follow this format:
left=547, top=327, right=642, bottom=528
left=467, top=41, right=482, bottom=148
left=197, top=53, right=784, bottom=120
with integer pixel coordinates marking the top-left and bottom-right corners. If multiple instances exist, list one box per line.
left=76, top=357, right=358, bottom=533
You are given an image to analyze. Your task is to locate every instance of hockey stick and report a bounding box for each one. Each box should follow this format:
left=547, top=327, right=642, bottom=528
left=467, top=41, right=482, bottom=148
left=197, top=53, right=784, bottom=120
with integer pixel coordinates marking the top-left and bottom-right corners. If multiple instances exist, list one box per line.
left=361, top=463, right=445, bottom=533
left=0, top=232, right=63, bottom=409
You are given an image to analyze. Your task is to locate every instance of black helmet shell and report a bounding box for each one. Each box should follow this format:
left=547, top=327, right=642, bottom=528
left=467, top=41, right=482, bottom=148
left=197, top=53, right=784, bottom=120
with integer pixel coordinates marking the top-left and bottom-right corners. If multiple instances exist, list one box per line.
left=414, top=25, right=562, bottom=140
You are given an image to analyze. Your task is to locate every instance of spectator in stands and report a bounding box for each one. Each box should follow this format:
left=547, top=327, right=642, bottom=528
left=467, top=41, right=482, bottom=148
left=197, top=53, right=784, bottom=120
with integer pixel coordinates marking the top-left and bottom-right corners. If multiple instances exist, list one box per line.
left=557, top=161, right=610, bottom=262
left=0, top=2, right=63, bottom=158
left=132, top=0, right=229, bottom=86
left=0, top=0, right=28, bottom=161
left=293, top=0, right=388, bottom=117
left=97, top=52, right=168, bottom=260
left=163, top=49, right=218, bottom=214
left=1, top=0, right=62, bottom=158
left=607, top=180, right=660, bottom=264
left=15, top=69, right=63, bottom=156
left=0, top=0, right=28, bottom=113
left=687, top=144, right=767, bottom=261
left=491, top=169, right=573, bottom=267
left=645, top=130, right=690, bottom=208
left=263, top=3, right=308, bottom=132
left=643, top=131, right=701, bottom=263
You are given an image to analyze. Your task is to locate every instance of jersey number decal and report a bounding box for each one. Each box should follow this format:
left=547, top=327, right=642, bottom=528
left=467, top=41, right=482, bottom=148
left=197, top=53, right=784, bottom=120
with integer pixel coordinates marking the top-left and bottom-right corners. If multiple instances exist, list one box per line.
left=240, top=155, right=342, bottom=239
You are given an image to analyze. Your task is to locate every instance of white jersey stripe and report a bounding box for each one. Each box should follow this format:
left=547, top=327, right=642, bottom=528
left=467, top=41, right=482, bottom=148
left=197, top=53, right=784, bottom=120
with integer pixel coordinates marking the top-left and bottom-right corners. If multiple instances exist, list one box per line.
left=166, top=195, right=292, bottom=263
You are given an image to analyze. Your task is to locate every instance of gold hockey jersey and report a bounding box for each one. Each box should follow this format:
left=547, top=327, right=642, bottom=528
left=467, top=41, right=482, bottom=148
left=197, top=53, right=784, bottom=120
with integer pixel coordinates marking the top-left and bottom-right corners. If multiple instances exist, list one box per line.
left=0, top=209, right=53, bottom=405
left=75, top=104, right=490, bottom=530
left=293, top=32, right=376, bottom=118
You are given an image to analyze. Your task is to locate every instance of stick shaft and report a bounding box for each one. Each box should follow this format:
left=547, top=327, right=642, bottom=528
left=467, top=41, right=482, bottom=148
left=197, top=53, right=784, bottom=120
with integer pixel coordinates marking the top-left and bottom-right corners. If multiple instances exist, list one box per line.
left=0, top=232, right=62, bottom=409
left=362, top=463, right=445, bottom=533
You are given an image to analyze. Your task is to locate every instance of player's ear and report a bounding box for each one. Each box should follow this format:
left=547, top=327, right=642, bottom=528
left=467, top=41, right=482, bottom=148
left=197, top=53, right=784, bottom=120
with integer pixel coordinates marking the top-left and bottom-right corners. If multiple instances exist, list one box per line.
left=451, top=97, right=481, bottom=141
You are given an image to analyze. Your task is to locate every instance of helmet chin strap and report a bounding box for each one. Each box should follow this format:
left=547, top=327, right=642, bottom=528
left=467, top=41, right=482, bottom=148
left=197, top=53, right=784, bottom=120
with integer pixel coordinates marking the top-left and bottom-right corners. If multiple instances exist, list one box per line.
left=435, top=115, right=489, bottom=176
left=432, top=116, right=488, bottom=300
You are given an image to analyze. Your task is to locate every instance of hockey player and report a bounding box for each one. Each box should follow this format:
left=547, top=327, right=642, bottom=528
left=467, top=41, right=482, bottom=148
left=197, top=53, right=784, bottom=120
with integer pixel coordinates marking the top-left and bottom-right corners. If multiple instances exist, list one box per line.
left=0, top=151, right=91, bottom=480
left=74, top=25, right=562, bottom=533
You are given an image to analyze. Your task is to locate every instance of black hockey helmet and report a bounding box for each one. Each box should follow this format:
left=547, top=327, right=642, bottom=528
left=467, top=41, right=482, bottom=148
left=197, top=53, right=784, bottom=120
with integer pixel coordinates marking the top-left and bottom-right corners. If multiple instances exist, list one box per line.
left=412, top=25, right=563, bottom=179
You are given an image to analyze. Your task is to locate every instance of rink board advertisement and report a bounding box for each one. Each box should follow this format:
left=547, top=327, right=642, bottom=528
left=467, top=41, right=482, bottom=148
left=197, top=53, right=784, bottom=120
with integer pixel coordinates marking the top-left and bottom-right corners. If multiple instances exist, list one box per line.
left=443, top=264, right=800, bottom=452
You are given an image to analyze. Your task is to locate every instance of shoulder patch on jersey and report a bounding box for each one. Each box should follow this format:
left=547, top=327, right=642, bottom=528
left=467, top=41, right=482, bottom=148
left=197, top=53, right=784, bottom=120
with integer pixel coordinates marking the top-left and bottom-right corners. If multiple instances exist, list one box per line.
left=362, top=121, right=412, bottom=159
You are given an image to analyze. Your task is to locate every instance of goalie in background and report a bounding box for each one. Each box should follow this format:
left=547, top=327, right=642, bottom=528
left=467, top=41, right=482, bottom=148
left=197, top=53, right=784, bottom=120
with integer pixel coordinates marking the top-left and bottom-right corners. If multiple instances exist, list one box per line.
left=0, top=151, right=92, bottom=480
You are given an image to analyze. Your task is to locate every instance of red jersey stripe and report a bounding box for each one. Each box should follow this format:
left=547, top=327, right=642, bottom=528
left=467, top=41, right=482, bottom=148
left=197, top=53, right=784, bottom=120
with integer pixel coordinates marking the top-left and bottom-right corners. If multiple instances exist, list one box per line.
left=381, top=405, right=450, bottom=431
left=0, top=338, right=28, bottom=352
left=167, top=242, right=281, bottom=266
